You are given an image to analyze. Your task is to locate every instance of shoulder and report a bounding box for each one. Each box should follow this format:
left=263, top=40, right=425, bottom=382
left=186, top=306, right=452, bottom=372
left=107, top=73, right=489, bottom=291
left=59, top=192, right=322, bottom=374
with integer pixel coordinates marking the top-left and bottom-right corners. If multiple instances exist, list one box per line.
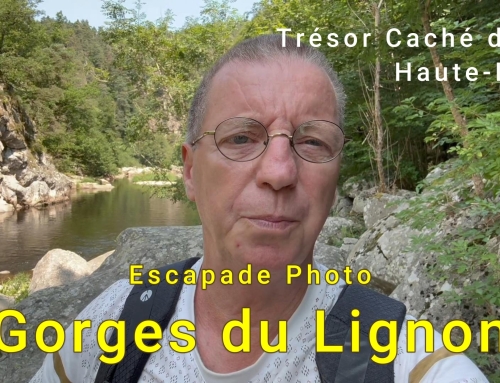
left=30, top=279, right=133, bottom=383
left=395, top=315, right=489, bottom=382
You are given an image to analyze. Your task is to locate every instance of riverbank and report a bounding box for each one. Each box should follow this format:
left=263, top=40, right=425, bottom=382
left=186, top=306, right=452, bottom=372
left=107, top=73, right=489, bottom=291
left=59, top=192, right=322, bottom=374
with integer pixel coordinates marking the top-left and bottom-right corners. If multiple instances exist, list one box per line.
left=0, top=178, right=200, bottom=274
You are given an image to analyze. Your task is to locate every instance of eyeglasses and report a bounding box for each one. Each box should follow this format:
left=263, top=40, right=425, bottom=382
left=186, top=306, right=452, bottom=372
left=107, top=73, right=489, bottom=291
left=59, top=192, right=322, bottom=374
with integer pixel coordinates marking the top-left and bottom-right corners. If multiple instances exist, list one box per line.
left=191, top=117, right=348, bottom=163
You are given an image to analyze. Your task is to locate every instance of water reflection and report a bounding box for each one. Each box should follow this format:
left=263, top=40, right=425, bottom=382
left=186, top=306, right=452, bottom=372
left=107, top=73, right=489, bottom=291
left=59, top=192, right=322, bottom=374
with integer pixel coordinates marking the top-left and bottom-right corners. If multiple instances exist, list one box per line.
left=0, top=179, right=200, bottom=273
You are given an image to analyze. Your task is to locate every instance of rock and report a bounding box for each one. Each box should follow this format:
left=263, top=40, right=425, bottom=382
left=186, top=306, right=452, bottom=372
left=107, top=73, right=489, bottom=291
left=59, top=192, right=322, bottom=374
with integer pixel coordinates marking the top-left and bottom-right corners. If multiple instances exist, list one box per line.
left=29, top=249, right=92, bottom=293
left=347, top=217, right=421, bottom=286
left=0, top=95, right=72, bottom=211
left=1, top=226, right=348, bottom=380
left=87, top=250, right=114, bottom=273
left=340, top=237, right=358, bottom=254
left=0, top=180, right=17, bottom=207
left=331, top=195, right=353, bottom=217
left=342, top=176, right=375, bottom=199
left=0, top=115, right=26, bottom=150
left=21, top=180, right=50, bottom=206
left=78, top=182, right=114, bottom=190
left=0, top=196, right=13, bottom=213
left=2, top=148, right=27, bottom=172
left=317, top=217, right=356, bottom=245
left=313, top=242, right=347, bottom=270
left=363, top=193, right=412, bottom=229
left=352, top=189, right=374, bottom=214
left=0, top=293, right=15, bottom=310
left=99, top=178, right=110, bottom=185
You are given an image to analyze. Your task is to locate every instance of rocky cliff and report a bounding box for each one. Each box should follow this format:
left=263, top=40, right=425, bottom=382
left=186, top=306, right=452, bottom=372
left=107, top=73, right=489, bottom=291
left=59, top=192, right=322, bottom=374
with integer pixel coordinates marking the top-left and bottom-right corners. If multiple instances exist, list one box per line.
left=0, top=85, right=72, bottom=212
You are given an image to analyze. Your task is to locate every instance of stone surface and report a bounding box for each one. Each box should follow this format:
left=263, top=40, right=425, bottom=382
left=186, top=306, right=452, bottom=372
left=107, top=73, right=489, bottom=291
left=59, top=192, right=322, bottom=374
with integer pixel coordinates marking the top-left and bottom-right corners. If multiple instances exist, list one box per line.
left=363, top=193, right=411, bottom=229
left=87, top=250, right=114, bottom=273
left=0, top=196, right=13, bottom=213
left=29, top=249, right=92, bottom=293
left=2, top=148, right=27, bottom=172
left=313, top=242, right=347, bottom=270
left=342, top=177, right=375, bottom=199
left=0, top=293, right=14, bottom=310
left=317, top=217, right=355, bottom=245
left=331, top=196, right=353, bottom=217
left=340, top=237, right=358, bottom=254
left=0, top=94, right=72, bottom=210
left=21, top=180, right=50, bottom=207
left=351, top=189, right=374, bottom=214
left=347, top=202, right=494, bottom=361
left=78, top=182, right=114, bottom=190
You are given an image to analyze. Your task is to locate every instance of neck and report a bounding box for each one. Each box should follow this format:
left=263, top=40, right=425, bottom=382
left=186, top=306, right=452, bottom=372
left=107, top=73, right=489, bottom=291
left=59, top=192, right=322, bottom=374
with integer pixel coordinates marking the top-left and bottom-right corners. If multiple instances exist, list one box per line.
left=193, top=260, right=310, bottom=373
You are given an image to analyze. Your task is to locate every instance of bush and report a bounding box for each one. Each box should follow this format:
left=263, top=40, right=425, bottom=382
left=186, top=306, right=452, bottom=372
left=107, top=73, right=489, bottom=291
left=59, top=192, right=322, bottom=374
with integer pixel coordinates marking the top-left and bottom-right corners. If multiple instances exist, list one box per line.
left=0, top=273, right=31, bottom=303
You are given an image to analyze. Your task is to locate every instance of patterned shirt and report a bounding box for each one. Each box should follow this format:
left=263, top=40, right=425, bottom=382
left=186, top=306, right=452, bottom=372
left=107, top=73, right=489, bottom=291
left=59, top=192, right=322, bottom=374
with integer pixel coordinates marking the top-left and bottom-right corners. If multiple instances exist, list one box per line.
left=31, top=259, right=488, bottom=383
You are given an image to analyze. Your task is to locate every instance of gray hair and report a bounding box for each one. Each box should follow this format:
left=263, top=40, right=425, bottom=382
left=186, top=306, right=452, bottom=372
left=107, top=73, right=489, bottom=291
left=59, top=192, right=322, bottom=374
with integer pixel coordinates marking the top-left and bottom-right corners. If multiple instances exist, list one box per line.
left=186, top=34, right=346, bottom=144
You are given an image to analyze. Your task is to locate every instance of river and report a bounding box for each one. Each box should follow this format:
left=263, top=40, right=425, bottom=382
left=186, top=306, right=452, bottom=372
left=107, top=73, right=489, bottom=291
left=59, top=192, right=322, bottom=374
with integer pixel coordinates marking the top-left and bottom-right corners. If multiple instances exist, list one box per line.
left=0, top=179, right=201, bottom=274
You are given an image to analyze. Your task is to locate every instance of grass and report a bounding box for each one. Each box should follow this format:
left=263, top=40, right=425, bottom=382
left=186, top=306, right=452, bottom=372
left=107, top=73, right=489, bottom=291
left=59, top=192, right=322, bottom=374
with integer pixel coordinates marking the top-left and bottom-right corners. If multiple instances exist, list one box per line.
left=80, top=177, right=98, bottom=183
left=0, top=272, right=31, bottom=303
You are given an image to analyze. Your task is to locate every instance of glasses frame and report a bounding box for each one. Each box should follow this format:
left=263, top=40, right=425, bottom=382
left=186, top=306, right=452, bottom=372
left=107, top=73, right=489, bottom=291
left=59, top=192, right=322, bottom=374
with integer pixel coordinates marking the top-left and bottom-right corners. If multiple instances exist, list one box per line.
left=191, top=117, right=350, bottom=163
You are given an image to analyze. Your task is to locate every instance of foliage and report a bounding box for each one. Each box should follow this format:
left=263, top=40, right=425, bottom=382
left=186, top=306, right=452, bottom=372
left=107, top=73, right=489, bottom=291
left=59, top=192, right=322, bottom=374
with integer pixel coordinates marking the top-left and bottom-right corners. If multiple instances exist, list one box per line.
left=397, top=170, right=500, bottom=378
left=0, top=272, right=31, bottom=303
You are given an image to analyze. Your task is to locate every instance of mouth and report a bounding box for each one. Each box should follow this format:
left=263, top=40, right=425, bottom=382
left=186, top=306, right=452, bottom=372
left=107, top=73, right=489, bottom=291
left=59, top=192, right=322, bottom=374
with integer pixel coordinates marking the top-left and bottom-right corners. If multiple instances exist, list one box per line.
left=245, top=215, right=299, bottom=231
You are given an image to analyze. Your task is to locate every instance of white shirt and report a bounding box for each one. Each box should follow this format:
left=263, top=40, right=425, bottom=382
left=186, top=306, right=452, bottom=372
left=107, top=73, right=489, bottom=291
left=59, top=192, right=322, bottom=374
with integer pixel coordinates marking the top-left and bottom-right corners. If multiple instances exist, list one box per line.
left=31, top=259, right=488, bottom=383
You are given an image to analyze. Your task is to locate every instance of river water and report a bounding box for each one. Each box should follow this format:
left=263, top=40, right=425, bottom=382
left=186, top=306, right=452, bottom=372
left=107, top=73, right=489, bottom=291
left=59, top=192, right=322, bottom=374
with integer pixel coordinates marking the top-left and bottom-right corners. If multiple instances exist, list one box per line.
left=0, top=179, right=201, bottom=274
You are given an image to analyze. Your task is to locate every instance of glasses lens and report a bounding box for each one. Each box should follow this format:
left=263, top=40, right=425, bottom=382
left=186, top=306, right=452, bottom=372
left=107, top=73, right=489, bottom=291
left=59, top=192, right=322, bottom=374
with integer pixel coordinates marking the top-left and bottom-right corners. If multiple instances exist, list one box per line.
left=215, top=118, right=268, bottom=161
left=293, top=121, right=344, bottom=163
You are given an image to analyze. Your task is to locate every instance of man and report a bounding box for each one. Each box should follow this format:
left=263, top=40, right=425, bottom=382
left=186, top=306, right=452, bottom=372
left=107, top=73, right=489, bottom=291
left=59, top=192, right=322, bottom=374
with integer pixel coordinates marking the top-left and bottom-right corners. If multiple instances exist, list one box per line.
left=31, top=35, right=488, bottom=382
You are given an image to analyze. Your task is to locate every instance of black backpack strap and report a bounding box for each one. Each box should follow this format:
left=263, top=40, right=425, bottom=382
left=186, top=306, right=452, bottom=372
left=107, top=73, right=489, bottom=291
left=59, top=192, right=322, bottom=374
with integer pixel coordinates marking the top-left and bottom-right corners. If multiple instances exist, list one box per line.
left=94, top=257, right=200, bottom=383
left=316, top=284, right=407, bottom=383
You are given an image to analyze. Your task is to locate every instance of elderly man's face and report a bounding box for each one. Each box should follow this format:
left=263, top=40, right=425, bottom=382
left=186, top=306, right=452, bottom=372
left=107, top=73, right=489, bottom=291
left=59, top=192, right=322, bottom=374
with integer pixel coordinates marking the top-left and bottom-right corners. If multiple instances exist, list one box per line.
left=183, top=59, right=341, bottom=271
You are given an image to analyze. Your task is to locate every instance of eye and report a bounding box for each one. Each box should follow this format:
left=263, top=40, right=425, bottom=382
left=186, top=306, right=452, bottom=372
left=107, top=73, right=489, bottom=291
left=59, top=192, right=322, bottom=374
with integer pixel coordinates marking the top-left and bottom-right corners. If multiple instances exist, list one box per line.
left=231, top=134, right=251, bottom=144
left=303, top=138, right=324, bottom=147
left=295, top=136, right=326, bottom=147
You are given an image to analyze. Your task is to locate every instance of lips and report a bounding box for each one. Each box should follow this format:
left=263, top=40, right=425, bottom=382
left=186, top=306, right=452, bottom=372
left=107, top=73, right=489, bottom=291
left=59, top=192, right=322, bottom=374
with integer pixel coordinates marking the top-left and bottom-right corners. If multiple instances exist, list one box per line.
left=245, top=215, right=299, bottom=230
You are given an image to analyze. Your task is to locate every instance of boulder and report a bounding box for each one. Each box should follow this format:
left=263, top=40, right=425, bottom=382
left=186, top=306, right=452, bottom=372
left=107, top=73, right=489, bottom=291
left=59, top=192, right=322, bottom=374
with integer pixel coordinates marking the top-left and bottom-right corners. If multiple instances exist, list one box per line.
left=0, top=178, right=18, bottom=207
left=78, top=182, right=114, bottom=190
left=2, top=148, right=27, bottom=172
left=363, top=193, right=411, bottom=229
left=99, top=178, right=111, bottom=185
left=313, top=242, right=347, bottom=270
left=352, top=189, right=374, bottom=214
left=331, top=196, right=353, bottom=217
left=347, top=216, right=421, bottom=285
left=87, top=250, right=114, bottom=273
left=317, top=216, right=356, bottom=245
left=0, top=293, right=14, bottom=310
left=29, top=249, right=92, bottom=293
left=342, top=176, right=375, bottom=199
left=0, top=115, right=26, bottom=150
left=347, top=208, right=494, bottom=364
left=0, top=196, right=13, bottom=213
left=21, top=180, right=50, bottom=207
left=340, top=237, right=358, bottom=254
left=0, top=96, right=72, bottom=210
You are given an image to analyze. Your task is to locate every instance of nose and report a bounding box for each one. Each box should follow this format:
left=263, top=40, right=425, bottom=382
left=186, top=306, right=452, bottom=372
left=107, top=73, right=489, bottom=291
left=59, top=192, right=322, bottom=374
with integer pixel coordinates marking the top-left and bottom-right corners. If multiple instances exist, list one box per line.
left=255, top=133, right=299, bottom=191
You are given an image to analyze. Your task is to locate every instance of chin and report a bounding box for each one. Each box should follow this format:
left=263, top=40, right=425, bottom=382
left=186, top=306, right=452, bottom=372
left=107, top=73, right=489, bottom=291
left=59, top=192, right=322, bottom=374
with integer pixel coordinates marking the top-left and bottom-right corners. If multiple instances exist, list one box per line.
left=231, top=242, right=310, bottom=271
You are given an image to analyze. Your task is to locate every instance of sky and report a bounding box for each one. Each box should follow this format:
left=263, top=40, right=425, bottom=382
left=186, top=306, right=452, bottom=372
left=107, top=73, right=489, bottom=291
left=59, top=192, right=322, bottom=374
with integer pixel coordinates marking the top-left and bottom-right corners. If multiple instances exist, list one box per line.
left=37, top=0, right=258, bottom=29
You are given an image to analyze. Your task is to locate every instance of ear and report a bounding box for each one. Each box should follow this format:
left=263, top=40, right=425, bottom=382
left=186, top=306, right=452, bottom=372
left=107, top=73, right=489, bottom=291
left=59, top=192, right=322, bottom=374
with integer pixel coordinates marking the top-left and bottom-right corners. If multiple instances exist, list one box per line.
left=182, top=143, right=196, bottom=202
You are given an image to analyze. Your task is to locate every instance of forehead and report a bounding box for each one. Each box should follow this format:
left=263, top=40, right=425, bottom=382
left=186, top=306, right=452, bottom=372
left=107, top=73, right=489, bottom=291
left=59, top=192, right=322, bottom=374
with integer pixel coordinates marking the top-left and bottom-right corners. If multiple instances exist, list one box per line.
left=203, top=58, right=338, bottom=128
